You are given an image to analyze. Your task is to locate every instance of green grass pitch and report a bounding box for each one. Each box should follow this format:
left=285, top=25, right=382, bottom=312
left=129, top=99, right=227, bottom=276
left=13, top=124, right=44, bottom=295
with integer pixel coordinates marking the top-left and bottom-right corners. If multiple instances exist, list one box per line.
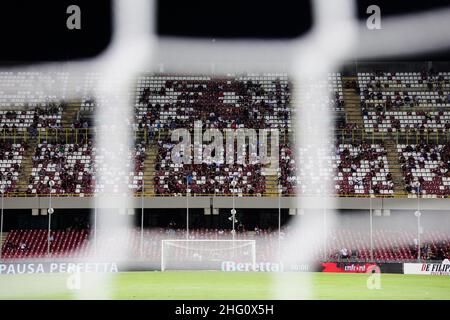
left=0, top=272, right=449, bottom=299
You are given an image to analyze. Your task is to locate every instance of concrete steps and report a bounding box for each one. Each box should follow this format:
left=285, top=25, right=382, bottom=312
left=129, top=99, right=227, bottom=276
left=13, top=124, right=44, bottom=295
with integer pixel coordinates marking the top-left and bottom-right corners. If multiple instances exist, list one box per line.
left=342, top=76, right=364, bottom=128
left=342, top=92, right=364, bottom=129
left=0, top=232, right=8, bottom=252
left=16, top=140, right=37, bottom=194
left=143, top=143, right=157, bottom=195
left=61, top=103, right=81, bottom=128
left=264, top=174, right=279, bottom=197
left=384, top=139, right=406, bottom=194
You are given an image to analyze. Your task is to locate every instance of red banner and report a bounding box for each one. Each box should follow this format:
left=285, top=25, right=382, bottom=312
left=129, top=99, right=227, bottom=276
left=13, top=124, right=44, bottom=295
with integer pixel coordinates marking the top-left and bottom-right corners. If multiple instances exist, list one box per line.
left=321, top=262, right=378, bottom=273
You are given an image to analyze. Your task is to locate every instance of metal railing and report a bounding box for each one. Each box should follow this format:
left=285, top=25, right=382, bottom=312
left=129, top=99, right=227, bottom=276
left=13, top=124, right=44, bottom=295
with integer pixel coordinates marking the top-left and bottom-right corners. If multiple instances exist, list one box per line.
left=0, top=127, right=449, bottom=145
left=2, top=190, right=449, bottom=199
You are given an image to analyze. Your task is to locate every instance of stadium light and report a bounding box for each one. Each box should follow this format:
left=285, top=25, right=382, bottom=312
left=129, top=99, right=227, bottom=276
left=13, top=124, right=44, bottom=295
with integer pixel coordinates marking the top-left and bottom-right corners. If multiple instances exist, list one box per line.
left=231, top=179, right=238, bottom=240
left=186, top=176, right=190, bottom=240
left=47, top=180, right=55, bottom=257
left=415, top=210, right=422, bottom=262
left=416, top=182, right=422, bottom=262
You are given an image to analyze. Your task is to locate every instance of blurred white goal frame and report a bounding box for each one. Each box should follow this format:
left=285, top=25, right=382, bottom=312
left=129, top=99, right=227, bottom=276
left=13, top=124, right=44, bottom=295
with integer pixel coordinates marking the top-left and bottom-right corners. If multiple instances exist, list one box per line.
left=161, top=239, right=256, bottom=271
left=0, top=0, right=448, bottom=299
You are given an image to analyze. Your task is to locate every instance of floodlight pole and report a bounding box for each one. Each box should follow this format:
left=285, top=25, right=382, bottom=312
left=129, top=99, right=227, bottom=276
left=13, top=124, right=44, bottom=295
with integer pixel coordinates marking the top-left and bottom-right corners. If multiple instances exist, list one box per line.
left=140, top=181, right=144, bottom=258
left=278, top=186, right=281, bottom=244
left=47, top=183, right=53, bottom=257
left=232, top=189, right=236, bottom=241
left=0, top=190, right=4, bottom=260
left=94, top=206, right=97, bottom=255
left=369, top=179, right=373, bottom=262
left=323, top=206, right=327, bottom=262
left=417, top=185, right=421, bottom=262
left=186, top=177, right=190, bottom=240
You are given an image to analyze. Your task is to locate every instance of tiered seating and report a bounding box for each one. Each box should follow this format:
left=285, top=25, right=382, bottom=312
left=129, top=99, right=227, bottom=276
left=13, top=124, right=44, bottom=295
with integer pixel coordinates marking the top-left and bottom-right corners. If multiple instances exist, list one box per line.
left=3, top=227, right=448, bottom=262
left=0, top=106, right=62, bottom=132
left=135, top=74, right=292, bottom=132
left=94, top=142, right=146, bottom=193
left=279, top=143, right=394, bottom=195
left=398, top=143, right=450, bottom=196
left=358, top=71, right=450, bottom=91
left=363, top=110, right=450, bottom=132
left=328, top=229, right=450, bottom=261
left=79, top=72, right=129, bottom=112
left=0, top=71, right=69, bottom=107
left=359, top=72, right=450, bottom=132
left=156, top=139, right=264, bottom=195
left=28, top=141, right=95, bottom=195
left=361, top=90, right=450, bottom=108
left=329, top=73, right=344, bottom=112
left=135, top=73, right=345, bottom=134
left=296, top=73, right=344, bottom=112
left=154, top=139, right=266, bottom=195
left=80, top=72, right=98, bottom=112
left=334, top=143, right=393, bottom=195
left=0, top=141, right=25, bottom=193
left=1, top=229, right=89, bottom=259
left=27, top=140, right=146, bottom=195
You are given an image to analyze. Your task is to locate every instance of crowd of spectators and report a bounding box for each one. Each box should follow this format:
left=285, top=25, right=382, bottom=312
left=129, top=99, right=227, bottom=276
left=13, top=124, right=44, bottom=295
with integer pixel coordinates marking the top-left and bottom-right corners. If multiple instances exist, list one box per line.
left=136, top=77, right=292, bottom=135
left=0, top=140, right=26, bottom=193
left=399, top=143, right=450, bottom=195
left=154, top=138, right=266, bottom=195
left=0, top=104, right=62, bottom=135
left=27, top=139, right=146, bottom=195
left=279, top=142, right=394, bottom=195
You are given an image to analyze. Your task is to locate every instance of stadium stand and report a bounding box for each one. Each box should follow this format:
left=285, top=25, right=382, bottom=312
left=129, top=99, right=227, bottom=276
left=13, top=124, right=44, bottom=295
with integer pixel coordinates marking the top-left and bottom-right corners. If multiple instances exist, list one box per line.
left=0, top=71, right=449, bottom=197
left=398, top=143, right=450, bottom=196
left=27, top=140, right=146, bottom=195
left=358, top=71, right=450, bottom=132
left=0, top=105, right=62, bottom=133
left=0, top=141, right=25, bottom=193
left=1, top=227, right=448, bottom=262
left=1, top=229, right=89, bottom=259
left=363, top=110, right=450, bottom=132
left=279, top=142, right=394, bottom=195
left=154, top=139, right=266, bottom=195
left=0, top=72, right=69, bottom=107
left=134, top=74, right=293, bottom=133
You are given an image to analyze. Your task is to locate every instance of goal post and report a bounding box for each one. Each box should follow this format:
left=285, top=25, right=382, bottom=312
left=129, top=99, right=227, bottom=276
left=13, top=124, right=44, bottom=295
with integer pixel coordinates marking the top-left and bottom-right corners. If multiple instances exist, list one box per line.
left=161, top=239, right=256, bottom=271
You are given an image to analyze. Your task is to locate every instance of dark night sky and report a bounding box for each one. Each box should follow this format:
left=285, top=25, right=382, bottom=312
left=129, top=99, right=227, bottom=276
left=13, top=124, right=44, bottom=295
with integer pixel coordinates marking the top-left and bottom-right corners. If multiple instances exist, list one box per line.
left=0, top=0, right=449, bottom=64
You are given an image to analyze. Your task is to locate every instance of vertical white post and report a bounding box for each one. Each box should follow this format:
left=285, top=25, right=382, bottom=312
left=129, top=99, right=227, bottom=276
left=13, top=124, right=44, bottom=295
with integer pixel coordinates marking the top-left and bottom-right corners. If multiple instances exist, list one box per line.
left=161, top=240, right=165, bottom=271
left=252, top=241, right=256, bottom=266
left=370, top=179, right=373, bottom=261
left=140, top=181, right=144, bottom=258
left=47, top=181, right=54, bottom=257
left=418, top=212, right=421, bottom=261
left=323, top=206, right=327, bottom=261
left=417, top=185, right=421, bottom=262
left=186, top=179, right=189, bottom=240
left=278, top=187, right=281, bottom=237
left=0, top=190, right=4, bottom=260
left=232, top=196, right=235, bottom=240
left=278, top=186, right=281, bottom=254
left=94, top=206, right=97, bottom=255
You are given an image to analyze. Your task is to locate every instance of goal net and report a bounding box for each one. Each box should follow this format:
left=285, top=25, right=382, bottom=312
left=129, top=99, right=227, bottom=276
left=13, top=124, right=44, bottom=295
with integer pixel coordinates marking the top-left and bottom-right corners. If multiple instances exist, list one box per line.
left=161, top=239, right=256, bottom=271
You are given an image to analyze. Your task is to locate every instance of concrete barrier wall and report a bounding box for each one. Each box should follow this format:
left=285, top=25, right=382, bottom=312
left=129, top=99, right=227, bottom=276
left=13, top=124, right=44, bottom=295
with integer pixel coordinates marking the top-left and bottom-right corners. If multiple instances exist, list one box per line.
left=3, top=196, right=450, bottom=211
